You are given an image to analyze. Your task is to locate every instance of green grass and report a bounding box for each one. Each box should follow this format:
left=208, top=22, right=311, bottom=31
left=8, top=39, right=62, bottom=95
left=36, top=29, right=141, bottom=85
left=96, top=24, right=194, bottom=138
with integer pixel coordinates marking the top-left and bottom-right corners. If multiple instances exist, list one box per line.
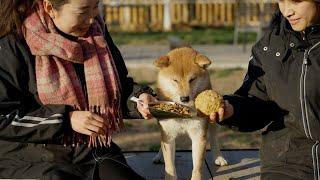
left=138, top=80, right=157, bottom=92
left=146, top=123, right=159, bottom=131
left=137, top=80, right=155, bottom=87
left=149, top=144, right=161, bottom=151
left=124, top=121, right=133, bottom=128
left=219, top=126, right=261, bottom=149
left=110, top=27, right=257, bottom=45
left=210, top=67, right=243, bottom=78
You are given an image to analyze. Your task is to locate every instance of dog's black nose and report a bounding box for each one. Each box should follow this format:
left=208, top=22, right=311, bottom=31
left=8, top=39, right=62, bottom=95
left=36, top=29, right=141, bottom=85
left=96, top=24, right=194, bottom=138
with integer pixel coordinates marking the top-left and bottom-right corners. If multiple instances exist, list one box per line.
left=180, top=96, right=190, bottom=103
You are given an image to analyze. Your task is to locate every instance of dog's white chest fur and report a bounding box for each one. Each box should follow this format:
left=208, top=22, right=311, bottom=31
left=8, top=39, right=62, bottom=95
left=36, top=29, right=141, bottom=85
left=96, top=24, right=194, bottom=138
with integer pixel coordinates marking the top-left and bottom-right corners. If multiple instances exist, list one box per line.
left=158, top=118, right=207, bottom=137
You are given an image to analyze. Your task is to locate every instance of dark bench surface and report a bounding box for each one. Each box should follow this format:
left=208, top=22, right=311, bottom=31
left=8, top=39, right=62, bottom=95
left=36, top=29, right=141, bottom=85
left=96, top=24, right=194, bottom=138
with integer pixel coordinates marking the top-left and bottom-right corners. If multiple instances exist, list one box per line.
left=124, top=150, right=260, bottom=180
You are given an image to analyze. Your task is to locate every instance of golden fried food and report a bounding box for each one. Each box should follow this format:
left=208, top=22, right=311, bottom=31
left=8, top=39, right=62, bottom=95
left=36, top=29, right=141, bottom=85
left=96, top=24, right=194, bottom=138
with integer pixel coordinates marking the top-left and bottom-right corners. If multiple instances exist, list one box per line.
left=195, top=90, right=224, bottom=116
left=151, top=103, right=190, bottom=115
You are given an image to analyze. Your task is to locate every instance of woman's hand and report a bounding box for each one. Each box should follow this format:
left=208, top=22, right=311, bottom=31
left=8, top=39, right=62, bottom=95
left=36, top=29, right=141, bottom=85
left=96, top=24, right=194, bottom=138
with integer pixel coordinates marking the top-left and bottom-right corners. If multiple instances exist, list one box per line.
left=209, top=100, right=234, bottom=124
left=69, top=111, right=107, bottom=136
left=137, top=93, right=157, bottom=119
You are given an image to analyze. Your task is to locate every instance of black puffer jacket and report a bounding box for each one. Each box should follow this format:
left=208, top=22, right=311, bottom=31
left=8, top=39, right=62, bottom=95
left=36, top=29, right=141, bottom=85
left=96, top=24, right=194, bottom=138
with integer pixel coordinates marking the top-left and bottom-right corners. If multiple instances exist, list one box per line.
left=221, top=12, right=320, bottom=179
left=0, top=28, right=152, bottom=178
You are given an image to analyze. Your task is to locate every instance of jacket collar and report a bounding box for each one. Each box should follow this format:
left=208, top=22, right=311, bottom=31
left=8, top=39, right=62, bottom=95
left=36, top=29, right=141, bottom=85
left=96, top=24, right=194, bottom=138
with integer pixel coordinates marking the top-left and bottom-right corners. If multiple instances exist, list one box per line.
left=281, top=17, right=320, bottom=50
left=261, top=14, right=320, bottom=63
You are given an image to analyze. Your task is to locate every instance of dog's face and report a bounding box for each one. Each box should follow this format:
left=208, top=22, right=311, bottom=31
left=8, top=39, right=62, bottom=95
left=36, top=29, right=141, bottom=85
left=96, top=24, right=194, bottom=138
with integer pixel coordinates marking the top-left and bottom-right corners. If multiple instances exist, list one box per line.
left=154, top=47, right=212, bottom=107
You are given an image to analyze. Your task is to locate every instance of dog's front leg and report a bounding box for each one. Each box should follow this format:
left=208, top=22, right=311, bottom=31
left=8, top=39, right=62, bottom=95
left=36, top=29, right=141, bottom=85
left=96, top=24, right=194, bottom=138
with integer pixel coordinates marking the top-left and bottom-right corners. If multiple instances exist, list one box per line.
left=160, top=128, right=177, bottom=180
left=190, top=128, right=207, bottom=180
left=161, top=139, right=177, bottom=180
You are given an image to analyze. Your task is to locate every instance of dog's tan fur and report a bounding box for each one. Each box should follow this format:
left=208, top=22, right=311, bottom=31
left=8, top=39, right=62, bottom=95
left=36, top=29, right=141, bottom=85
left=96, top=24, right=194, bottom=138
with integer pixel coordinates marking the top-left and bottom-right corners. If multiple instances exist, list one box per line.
left=153, top=47, right=227, bottom=180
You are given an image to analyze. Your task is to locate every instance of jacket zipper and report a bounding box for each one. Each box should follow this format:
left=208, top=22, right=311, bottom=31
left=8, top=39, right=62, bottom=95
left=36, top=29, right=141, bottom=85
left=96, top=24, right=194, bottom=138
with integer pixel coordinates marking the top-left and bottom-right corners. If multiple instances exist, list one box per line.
left=300, top=42, right=320, bottom=140
left=299, top=41, right=320, bottom=180
left=312, top=141, right=320, bottom=180
left=300, top=49, right=311, bottom=139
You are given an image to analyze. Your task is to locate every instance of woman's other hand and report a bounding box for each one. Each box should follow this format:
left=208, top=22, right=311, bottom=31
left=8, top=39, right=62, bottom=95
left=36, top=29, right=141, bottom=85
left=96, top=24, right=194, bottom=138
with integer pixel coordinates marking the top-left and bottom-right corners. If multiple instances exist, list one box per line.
left=137, top=93, right=157, bottom=119
left=69, top=111, right=107, bottom=136
left=209, top=100, right=234, bottom=124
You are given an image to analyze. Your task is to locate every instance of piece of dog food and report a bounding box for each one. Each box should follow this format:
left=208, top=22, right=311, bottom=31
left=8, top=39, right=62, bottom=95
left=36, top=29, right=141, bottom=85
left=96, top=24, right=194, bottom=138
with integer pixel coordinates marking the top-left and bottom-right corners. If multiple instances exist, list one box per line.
left=195, top=90, right=224, bottom=116
left=151, top=103, right=190, bottom=115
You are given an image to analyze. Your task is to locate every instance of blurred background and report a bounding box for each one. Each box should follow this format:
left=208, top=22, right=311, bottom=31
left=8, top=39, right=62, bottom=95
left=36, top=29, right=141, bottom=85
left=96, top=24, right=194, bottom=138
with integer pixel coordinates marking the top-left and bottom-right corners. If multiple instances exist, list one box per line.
left=100, top=0, right=278, bottom=151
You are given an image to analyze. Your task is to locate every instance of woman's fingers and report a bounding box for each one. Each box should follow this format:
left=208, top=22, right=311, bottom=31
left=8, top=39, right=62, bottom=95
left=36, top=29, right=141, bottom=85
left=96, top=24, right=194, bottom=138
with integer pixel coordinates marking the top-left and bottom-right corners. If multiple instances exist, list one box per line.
left=91, top=113, right=104, bottom=122
left=86, top=123, right=105, bottom=135
left=137, top=101, right=153, bottom=119
left=138, top=108, right=152, bottom=119
left=81, top=129, right=97, bottom=136
left=218, top=107, right=225, bottom=121
left=137, top=93, right=157, bottom=119
left=88, top=118, right=107, bottom=132
left=209, top=106, right=225, bottom=123
left=70, top=111, right=108, bottom=136
left=139, top=93, right=157, bottom=104
left=88, top=116, right=104, bottom=126
left=209, top=113, right=217, bottom=124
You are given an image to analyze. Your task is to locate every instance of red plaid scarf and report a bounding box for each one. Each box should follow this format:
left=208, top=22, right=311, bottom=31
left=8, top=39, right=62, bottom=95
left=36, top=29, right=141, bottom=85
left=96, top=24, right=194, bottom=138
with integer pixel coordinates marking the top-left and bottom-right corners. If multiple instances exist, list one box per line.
left=23, top=1, right=124, bottom=147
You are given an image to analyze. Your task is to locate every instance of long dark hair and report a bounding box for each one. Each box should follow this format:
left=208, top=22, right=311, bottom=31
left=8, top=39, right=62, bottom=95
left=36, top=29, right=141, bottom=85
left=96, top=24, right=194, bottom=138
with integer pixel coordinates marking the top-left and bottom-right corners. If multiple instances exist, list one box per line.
left=0, top=0, right=37, bottom=38
left=47, top=0, right=67, bottom=10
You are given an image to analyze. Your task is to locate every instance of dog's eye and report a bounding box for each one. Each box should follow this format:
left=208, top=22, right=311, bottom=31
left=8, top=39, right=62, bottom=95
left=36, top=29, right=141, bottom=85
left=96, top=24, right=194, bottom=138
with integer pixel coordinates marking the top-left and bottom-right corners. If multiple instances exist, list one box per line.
left=189, top=77, right=196, bottom=83
left=173, top=79, right=178, bottom=83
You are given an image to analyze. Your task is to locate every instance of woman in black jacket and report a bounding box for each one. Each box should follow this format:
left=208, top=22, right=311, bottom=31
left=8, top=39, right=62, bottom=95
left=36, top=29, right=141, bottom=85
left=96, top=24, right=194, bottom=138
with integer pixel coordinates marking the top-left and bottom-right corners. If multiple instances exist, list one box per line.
left=0, top=0, right=154, bottom=179
left=210, top=0, right=320, bottom=179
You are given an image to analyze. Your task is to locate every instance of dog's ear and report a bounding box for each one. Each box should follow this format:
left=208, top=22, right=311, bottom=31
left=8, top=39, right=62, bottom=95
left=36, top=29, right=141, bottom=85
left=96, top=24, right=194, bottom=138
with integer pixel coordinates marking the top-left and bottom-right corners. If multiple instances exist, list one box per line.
left=154, top=55, right=170, bottom=68
left=195, top=54, right=212, bottom=68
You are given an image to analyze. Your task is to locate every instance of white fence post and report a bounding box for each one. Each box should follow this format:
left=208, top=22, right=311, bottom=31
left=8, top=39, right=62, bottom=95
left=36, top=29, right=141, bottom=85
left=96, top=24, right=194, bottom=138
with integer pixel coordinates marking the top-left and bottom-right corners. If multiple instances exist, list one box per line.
left=163, top=0, right=172, bottom=31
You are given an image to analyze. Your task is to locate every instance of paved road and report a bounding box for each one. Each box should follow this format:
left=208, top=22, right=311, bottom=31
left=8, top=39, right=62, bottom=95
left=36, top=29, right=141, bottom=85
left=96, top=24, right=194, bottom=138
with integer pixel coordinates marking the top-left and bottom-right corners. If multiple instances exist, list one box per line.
left=118, top=44, right=253, bottom=69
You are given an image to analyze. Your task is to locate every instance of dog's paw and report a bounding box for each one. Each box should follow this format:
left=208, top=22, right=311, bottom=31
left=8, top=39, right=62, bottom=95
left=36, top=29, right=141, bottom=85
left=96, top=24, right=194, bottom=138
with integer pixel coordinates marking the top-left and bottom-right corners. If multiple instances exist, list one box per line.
left=152, top=155, right=164, bottom=164
left=214, top=156, right=228, bottom=166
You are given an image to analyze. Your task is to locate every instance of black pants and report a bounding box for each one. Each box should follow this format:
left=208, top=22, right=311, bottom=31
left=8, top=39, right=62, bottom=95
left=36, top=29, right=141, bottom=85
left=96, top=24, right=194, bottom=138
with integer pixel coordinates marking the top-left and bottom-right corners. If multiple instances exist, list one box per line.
left=92, top=143, right=145, bottom=180
left=96, top=158, right=144, bottom=180
left=0, top=141, right=144, bottom=180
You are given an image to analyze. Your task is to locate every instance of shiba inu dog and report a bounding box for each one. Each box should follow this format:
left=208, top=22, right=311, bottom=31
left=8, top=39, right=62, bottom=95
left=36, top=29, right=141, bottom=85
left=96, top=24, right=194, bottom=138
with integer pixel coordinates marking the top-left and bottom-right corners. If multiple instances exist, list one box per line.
left=152, top=47, right=228, bottom=180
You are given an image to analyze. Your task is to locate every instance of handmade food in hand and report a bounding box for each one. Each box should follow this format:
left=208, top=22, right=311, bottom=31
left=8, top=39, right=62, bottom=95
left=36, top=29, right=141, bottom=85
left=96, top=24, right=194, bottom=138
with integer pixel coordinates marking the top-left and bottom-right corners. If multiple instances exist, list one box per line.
left=195, top=90, right=224, bottom=116
left=151, top=103, right=190, bottom=115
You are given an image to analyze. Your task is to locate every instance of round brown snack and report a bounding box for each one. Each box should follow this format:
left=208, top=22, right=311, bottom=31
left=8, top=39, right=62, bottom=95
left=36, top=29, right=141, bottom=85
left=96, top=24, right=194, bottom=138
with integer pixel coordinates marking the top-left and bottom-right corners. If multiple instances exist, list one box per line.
left=195, top=90, right=224, bottom=116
